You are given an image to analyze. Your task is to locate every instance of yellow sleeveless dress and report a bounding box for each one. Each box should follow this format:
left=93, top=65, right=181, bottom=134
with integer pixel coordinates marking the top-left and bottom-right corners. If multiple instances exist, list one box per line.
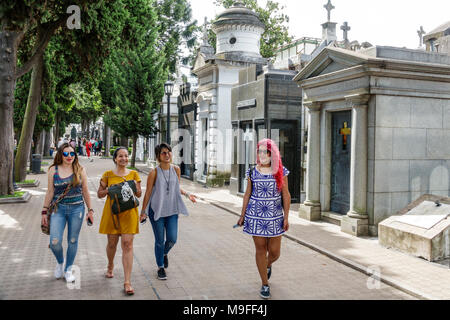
left=99, top=170, right=141, bottom=235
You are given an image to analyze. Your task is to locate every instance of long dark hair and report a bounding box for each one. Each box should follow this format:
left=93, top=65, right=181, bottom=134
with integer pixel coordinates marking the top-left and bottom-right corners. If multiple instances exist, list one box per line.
left=50, top=143, right=82, bottom=186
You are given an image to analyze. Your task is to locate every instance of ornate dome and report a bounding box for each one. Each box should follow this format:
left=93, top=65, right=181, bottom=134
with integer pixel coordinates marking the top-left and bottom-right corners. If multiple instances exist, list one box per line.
left=212, top=2, right=265, bottom=32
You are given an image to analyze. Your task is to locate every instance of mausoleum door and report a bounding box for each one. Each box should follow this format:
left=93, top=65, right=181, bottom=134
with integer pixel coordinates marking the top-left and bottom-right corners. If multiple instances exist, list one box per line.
left=331, top=111, right=352, bottom=214
left=202, top=119, right=208, bottom=177
left=271, top=120, right=299, bottom=202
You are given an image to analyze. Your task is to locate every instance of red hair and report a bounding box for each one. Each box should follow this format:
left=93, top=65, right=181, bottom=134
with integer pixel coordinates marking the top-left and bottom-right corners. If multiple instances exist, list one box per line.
left=256, top=139, right=284, bottom=192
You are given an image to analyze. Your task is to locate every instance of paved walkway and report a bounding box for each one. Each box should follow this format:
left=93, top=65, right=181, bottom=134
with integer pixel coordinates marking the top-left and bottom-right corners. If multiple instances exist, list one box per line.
left=139, top=165, right=449, bottom=300
left=0, top=158, right=428, bottom=299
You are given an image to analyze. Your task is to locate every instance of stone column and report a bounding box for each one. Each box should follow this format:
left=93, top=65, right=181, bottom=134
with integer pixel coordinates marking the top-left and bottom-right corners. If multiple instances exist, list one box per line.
left=299, top=101, right=322, bottom=221
left=341, top=94, right=370, bottom=236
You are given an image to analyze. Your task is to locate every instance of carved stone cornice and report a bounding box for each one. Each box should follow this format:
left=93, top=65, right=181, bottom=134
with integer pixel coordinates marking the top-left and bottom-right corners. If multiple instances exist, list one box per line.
left=344, top=94, right=370, bottom=106
left=303, top=100, right=322, bottom=112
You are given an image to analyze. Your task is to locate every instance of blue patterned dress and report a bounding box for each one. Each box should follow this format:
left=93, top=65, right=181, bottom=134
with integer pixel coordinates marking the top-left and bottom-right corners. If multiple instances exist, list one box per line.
left=243, top=166, right=289, bottom=237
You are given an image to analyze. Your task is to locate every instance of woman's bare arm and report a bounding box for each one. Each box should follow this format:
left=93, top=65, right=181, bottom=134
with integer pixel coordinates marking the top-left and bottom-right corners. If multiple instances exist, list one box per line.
left=281, top=176, right=291, bottom=216
left=43, top=167, right=55, bottom=209
left=80, top=167, right=92, bottom=210
left=140, top=169, right=156, bottom=215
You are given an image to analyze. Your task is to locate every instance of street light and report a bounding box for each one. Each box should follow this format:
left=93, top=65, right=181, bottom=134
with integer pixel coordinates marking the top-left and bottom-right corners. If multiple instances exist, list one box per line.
left=164, top=77, right=174, bottom=145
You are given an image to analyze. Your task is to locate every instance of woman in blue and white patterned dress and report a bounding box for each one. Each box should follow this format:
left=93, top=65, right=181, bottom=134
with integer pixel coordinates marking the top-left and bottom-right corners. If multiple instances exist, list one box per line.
left=237, top=139, right=291, bottom=299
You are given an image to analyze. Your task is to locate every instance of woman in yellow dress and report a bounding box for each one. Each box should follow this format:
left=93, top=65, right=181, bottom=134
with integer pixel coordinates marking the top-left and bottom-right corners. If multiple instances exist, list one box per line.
left=97, top=147, right=141, bottom=295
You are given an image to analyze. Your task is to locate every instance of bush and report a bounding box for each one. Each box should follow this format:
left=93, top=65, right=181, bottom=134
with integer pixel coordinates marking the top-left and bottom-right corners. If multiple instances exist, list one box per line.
left=206, top=171, right=231, bottom=188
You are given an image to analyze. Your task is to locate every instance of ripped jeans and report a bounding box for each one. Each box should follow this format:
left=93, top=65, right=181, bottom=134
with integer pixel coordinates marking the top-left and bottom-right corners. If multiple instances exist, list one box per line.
left=148, top=207, right=178, bottom=268
left=49, top=203, right=85, bottom=272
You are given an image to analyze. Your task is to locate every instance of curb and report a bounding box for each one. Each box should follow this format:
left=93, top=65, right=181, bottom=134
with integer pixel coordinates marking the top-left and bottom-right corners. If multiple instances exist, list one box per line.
left=17, top=180, right=40, bottom=188
left=200, top=196, right=435, bottom=301
left=0, top=191, right=32, bottom=204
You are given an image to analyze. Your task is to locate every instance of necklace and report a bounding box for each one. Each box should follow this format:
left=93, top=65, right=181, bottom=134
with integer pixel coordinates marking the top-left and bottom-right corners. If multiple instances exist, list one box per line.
left=160, top=165, right=171, bottom=195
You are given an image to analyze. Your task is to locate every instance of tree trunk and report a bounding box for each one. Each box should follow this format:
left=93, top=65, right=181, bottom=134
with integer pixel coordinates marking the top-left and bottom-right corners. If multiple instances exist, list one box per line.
left=36, top=130, right=45, bottom=155
left=104, top=121, right=111, bottom=157
left=43, top=129, right=50, bottom=156
left=0, top=31, right=22, bottom=195
left=131, top=136, right=137, bottom=168
left=120, top=136, right=128, bottom=148
left=54, top=115, right=60, bottom=148
left=86, top=121, right=91, bottom=139
left=15, top=54, right=44, bottom=182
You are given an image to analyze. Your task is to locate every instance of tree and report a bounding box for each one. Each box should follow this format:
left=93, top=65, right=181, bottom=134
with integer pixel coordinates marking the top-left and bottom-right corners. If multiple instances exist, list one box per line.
left=102, top=1, right=166, bottom=168
left=213, top=0, right=292, bottom=58
left=154, top=0, right=199, bottom=72
left=0, top=1, right=127, bottom=189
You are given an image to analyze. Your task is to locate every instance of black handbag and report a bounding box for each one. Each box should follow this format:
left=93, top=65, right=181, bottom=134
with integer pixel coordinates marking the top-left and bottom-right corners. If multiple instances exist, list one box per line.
left=107, top=176, right=139, bottom=230
left=108, top=179, right=139, bottom=215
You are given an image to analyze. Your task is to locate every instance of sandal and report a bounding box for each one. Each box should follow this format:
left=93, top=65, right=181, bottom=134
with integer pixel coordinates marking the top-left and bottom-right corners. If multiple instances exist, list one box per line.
left=124, top=282, right=134, bottom=295
left=105, top=264, right=114, bottom=278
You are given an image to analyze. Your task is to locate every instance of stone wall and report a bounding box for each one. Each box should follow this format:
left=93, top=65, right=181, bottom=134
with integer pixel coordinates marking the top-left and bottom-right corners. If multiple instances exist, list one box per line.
left=371, top=94, right=450, bottom=232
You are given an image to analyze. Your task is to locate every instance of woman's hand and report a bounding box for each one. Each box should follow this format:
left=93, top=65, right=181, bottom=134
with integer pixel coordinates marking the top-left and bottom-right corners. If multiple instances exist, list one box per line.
left=41, top=214, right=48, bottom=227
left=86, top=211, right=94, bottom=224
left=283, top=218, right=289, bottom=232
left=237, top=215, right=245, bottom=226
left=140, top=212, right=147, bottom=222
left=188, top=194, right=197, bottom=203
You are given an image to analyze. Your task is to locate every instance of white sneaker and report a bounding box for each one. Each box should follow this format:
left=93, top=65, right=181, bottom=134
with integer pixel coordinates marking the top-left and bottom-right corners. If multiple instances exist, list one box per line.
left=65, top=267, right=76, bottom=283
left=54, top=263, right=64, bottom=279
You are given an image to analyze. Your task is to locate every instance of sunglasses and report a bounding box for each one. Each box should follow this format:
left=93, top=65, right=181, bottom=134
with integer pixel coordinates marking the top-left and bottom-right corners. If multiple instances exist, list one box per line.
left=62, top=152, right=76, bottom=157
left=160, top=151, right=171, bottom=156
left=258, top=149, right=271, bottom=155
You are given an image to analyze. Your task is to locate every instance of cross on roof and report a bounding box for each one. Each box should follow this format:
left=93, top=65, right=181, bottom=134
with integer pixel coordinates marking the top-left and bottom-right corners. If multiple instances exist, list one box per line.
left=202, top=17, right=209, bottom=45
left=417, top=26, right=426, bottom=47
left=341, top=21, right=351, bottom=41
left=324, top=0, right=335, bottom=22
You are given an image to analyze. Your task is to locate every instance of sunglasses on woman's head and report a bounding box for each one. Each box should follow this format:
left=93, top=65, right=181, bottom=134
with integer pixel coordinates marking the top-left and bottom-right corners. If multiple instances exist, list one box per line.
left=62, top=152, right=76, bottom=157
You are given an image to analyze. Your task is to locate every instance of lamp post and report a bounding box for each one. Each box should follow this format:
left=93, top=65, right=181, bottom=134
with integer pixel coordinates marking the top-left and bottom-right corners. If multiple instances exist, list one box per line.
left=164, top=77, right=174, bottom=145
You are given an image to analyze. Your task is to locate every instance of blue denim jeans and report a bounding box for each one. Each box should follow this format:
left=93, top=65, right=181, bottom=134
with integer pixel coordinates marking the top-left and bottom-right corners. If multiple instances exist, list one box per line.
left=148, top=207, right=178, bottom=268
left=49, top=203, right=85, bottom=272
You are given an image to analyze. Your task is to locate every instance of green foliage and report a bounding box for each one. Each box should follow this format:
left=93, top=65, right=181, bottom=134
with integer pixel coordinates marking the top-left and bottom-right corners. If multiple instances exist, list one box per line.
left=0, top=191, right=26, bottom=199
left=213, top=0, right=292, bottom=58
left=101, top=0, right=165, bottom=144
left=68, top=82, right=103, bottom=124
left=206, top=171, right=231, bottom=188
left=154, top=0, right=199, bottom=72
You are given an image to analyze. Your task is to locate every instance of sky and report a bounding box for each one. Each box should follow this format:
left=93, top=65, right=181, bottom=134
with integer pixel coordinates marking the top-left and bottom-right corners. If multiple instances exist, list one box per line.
left=189, top=0, right=450, bottom=50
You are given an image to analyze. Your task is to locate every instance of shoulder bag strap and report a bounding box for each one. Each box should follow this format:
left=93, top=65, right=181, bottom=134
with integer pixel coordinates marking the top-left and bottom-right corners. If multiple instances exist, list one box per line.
left=49, top=182, right=73, bottom=214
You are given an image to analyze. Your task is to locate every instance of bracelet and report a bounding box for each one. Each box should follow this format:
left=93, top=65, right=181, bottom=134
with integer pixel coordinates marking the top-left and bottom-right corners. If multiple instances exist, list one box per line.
left=43, top=206, right=49, bottom=209
left=41, top=210, right=48, bottom=215
left=88, top=208, right=94, bottom=213
left=184, top=192, right=191, bottom=198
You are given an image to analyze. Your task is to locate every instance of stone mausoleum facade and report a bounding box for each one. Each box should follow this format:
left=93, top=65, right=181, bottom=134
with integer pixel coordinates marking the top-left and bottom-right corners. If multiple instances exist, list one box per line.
left=192, top=2, right=267, bottom=185
left=295, top=45, right=450, bottom=237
